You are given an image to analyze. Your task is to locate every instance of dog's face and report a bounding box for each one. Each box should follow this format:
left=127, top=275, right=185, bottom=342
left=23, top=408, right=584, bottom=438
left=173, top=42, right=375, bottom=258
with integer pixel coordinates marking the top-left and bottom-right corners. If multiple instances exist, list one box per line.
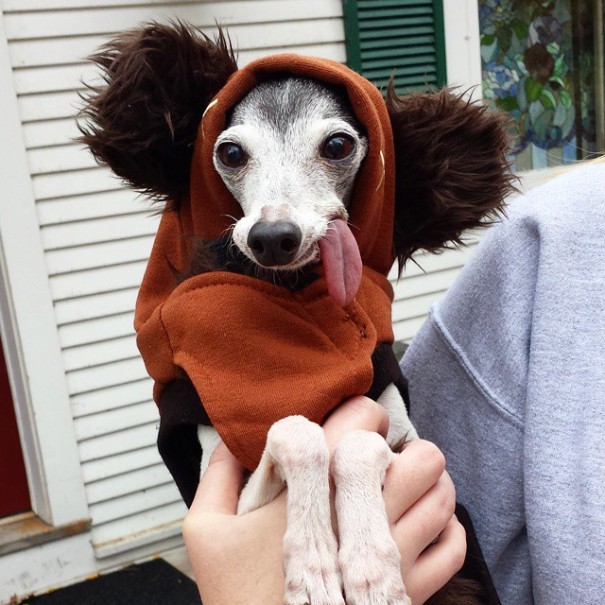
left=213, top=78, right=367, bottom=270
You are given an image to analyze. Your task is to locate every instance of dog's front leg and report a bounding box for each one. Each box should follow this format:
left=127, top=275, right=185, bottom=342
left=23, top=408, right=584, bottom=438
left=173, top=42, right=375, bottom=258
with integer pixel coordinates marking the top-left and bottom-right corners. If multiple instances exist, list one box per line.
left=333, top=430, right=411, bottom=605
left=240, top=415, right=343, bottom=605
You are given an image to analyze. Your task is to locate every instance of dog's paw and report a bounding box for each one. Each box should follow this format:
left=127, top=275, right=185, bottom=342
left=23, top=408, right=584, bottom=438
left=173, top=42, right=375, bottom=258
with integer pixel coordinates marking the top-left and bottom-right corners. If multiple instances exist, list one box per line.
left=282, top=529, right=344, bottom=605
left=339, top=543, right=411, bottom=605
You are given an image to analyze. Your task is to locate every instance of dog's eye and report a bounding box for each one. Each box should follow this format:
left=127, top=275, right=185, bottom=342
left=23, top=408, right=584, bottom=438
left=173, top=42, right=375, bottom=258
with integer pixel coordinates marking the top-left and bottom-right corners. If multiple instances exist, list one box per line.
left=321, top=134, right=355, bottom=160
left=217, top=143, right=247, bottom=168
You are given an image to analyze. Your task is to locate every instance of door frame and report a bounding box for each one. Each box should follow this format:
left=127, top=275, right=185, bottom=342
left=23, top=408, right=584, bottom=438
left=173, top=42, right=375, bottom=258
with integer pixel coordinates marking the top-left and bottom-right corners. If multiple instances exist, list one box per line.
left=0, top=6, right=89, bottom=528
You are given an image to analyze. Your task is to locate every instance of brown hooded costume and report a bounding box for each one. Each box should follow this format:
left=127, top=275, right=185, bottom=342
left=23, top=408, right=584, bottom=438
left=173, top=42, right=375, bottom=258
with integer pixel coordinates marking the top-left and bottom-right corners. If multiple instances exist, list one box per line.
left=135, top=55, right=403, bottom=472
left=80, top=24, right=515, bottom=604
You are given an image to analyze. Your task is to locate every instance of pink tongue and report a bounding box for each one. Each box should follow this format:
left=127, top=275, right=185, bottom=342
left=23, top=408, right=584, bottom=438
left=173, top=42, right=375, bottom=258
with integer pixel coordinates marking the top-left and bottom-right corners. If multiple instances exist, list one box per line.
left=318, top=219, right=362, bottom=307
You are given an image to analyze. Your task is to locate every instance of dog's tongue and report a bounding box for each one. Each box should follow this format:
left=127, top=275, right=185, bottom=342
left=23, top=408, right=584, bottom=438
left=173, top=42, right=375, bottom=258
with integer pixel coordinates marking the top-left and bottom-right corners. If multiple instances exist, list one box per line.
left=319, top=219, right=362, bottom=307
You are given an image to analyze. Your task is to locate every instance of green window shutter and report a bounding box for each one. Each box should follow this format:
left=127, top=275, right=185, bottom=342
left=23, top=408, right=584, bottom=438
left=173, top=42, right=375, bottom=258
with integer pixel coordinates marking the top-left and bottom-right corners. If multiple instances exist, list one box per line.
left=343, top=0, right=447, bottom=93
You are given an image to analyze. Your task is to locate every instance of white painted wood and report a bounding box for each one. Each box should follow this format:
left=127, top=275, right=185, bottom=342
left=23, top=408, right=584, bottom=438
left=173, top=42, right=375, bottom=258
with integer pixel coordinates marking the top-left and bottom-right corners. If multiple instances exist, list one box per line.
left=75, top=401, right=158, bottom=441
left=51, top=262, right=147, bottom=300
left=59, top=312, right=135, bottom=348
left=0, top=9, right=89, bottom=527
left=46, top=236, right=154, bottom=275
left=42, top=213, right=158, bottom=250
left=37, top=190, right=146, bottom=225
left=9, top=19, right=343, bottom=73
left=66, top=356, right=148, bottom=396
left=14, top=62, right=100, bottom=95
left=394, top=267, right=467, bottom=301
left=392, top=290, right=447, bottom=322
left=9, top=35, right=109, bottom=68
left=55, top=288, right=138, bottom=325
left=85, top=462, right=172, bottom=505
left=71, top=378, right=152, bottom=418
left=4, top=0, right=198, bottom=8
left=63, top=333, right=139, bottom=372
left=443, top=0, right=482, bottom=99
left=91, top=503, right=185, bottom=547
left=393, top=316, right=427, bottom=344
left=78, top=421, right=160, bottom=463
left=240, top=42, right=346, bottom=65
left=93, top=516, right=184, bottom=559
left=90, top=482, right=179, bottom=526
left=3, top=2, right=342, bottom=39
left=33, top=166, right=123, bottom=200
left=29, top=142, right=99, bottom=174
left=81, top=443, right=159, bottom=483
left=19, top=89, right=82, bottom=122
left=23, top=117, right=81, bottom=148
left=396, top=243, right=476, bottom=279
left=0, top=533, right=97, bottom=604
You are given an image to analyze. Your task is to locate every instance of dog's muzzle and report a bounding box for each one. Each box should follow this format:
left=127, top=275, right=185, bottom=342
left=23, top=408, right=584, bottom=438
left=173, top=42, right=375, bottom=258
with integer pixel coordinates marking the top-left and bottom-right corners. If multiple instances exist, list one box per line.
left=247, top=221, right=302, bottom=267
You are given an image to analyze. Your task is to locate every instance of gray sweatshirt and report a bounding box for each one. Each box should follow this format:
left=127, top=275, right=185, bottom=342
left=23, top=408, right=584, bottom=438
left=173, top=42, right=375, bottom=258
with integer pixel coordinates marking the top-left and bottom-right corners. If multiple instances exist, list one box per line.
left=401, top=163, right=605, bottom=605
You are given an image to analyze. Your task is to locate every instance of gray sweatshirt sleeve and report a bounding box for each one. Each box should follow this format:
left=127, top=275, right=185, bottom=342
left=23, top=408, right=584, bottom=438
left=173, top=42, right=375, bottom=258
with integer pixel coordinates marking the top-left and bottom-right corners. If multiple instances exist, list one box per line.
left=401, top=163, right=605, bottom=605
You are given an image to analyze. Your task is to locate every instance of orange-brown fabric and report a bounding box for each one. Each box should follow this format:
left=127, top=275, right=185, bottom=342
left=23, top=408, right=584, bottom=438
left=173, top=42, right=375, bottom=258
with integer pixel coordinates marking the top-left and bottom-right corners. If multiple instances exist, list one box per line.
left=135, top=55, right=398, bottom=470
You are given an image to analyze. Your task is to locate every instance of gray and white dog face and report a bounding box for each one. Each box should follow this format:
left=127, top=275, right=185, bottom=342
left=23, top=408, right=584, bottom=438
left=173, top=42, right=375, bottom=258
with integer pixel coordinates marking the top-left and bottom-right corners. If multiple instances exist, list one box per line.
left=213, top=77, right=367, bottom=270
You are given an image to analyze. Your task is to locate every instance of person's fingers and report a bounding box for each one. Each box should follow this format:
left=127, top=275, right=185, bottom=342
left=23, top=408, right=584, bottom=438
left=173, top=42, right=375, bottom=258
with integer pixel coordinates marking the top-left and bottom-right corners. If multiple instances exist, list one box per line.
left=392, top=471, right=457, bottom=568
left=188, top=441, right=246, bottom=516
left=383, top=440, right=446, bottom=522
left=323, top=396, right=389, bottom=452
left=404, top=516, right=467, bottom=605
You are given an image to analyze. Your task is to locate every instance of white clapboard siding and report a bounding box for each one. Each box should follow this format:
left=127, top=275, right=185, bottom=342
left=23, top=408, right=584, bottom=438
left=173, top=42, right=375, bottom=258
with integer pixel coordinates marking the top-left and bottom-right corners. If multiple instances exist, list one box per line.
left=55, top=288, right=139, bottom=326
left=81, top=444, right=160, bottom=484
left=42, top=214, right=158, bottom=251
left=85, top=463, right=173, bottom=505
left=67, top=356, right=149, bottom=396
left=1, top=0, right=350, bottom=561
left=29, top=143, right=99, bottom=175
left=71, top=378, right=153, bottom=420
left=75, top=400, right=159, bottom=441
left=37, top=190, right=148, bottom=225
left=78, top=421, right=160, bottom=463
left=91, top=502, right=187, bottom=558
left=63, top=334, right=139, bottom=372
left=46, top=237, right=155, bottom=276
left=23, top=118, right=83, bottom=149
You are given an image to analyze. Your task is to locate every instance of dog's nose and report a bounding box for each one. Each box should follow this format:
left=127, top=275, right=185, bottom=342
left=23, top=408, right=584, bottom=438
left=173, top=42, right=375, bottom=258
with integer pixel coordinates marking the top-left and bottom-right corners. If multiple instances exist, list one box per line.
left=247, top=221, right=302, bottom=266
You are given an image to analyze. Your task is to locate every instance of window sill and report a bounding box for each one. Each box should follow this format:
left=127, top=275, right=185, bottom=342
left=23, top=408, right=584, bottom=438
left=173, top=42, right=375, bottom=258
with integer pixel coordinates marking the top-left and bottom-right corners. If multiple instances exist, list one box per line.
left=0, top=512, right=90, bottom=557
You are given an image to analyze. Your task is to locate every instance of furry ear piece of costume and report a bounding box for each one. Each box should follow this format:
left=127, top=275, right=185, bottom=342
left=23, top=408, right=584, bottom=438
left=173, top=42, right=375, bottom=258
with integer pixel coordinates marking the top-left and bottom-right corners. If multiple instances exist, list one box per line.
left=78, top=21, right=237, bottom=208
left=387, top=84, right=515, bottom=270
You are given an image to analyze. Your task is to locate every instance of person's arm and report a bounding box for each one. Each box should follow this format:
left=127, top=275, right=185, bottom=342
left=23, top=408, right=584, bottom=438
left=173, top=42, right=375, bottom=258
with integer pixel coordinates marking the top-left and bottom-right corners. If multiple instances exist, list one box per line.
left=183, top=397, right=466, bottom=605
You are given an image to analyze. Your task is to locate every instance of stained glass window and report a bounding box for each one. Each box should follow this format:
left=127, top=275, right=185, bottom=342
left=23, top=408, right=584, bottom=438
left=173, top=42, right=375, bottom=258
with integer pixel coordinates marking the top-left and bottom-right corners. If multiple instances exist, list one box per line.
left=479, top=0, right=605, bottom=171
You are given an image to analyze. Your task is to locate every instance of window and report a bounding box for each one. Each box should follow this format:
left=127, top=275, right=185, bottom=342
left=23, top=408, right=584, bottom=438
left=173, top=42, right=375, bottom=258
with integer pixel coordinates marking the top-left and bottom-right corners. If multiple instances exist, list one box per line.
left=479, top=0, right=605, bottom=170
left=343, top=0, right=447, bottom=93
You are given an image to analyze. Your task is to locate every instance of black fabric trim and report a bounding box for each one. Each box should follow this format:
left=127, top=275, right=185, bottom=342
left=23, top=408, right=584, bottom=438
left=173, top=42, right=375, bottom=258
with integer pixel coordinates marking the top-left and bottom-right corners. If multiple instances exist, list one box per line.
left=366, top=342, right=410, bottom=412
left=157, top=379, right=208, bottom=507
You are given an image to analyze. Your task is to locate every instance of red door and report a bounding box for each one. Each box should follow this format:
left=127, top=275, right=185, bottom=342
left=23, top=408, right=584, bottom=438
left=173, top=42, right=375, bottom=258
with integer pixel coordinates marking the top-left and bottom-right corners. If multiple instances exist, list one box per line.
left=0, top=342, right=31, bottom=518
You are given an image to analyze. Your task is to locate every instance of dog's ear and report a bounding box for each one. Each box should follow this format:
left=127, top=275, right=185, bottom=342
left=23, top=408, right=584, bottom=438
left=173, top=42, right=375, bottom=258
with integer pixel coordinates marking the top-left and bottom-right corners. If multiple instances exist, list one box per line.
left=387, top=83, right=517, bottom=272
left=78, top=21, right=237, bottom=209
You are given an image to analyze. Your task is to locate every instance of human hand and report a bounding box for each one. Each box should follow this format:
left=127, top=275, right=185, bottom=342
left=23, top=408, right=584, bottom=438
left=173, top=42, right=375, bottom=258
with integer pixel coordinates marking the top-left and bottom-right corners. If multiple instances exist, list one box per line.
left=183, top=397, right=465, bottom=605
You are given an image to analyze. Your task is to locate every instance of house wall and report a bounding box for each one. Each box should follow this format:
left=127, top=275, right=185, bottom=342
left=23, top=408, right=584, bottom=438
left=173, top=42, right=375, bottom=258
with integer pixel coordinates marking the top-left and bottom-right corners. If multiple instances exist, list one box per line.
left=0, top=0, right=483, bottom=601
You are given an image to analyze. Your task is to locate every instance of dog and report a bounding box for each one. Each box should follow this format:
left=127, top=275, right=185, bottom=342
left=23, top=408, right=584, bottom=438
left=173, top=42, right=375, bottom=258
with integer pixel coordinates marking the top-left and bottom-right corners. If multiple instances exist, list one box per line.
left=79, top=22, right=514, bottom=605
